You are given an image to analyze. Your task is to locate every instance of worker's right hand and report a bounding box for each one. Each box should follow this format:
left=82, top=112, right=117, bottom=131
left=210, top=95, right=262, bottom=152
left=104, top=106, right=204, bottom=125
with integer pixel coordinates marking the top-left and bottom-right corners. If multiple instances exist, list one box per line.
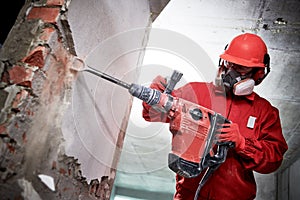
left=150, top=75, right=167, bottom=92
left=217, top=123, right=245, bottom=152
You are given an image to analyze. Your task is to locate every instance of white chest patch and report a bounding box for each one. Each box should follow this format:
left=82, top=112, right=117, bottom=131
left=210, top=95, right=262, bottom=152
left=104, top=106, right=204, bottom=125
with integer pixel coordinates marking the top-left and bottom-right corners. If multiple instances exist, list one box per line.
left=247, top=116, right=256, bottom=129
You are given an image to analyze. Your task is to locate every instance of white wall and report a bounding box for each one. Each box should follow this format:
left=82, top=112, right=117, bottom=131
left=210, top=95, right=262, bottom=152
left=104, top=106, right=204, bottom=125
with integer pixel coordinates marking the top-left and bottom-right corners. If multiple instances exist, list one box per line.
left=61, top=0, right=151, bottom=182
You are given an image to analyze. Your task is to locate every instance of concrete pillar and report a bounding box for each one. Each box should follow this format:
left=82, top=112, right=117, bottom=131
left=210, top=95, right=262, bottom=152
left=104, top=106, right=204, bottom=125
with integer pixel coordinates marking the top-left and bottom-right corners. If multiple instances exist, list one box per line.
left=0, top=0, right=151, bottom=199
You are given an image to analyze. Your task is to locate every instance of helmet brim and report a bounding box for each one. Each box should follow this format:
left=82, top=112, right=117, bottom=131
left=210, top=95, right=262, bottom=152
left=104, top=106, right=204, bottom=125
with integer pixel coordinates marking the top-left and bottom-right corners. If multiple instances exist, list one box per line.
left=220, top=53, right=265, bottom=68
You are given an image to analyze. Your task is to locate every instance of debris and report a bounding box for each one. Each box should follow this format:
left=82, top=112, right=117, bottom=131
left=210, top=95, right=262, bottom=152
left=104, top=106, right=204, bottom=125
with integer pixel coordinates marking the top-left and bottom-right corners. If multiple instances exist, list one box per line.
left=274, top=18, right=287, bottom=25
left=38, top=174, right=55, bottom=191
left=263, top=24, right=269, bottom=30
left=18, top=178, right=42, bottom=200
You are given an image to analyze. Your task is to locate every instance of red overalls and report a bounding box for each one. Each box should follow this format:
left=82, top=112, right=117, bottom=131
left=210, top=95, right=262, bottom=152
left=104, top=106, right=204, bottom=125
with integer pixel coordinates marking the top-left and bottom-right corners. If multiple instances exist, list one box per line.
left=142, top=81, right=288, bottom=200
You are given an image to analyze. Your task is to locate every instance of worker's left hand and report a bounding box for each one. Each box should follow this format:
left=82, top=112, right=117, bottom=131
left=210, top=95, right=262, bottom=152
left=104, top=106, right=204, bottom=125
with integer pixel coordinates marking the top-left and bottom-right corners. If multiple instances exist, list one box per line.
left=217, top=123, right=245, bottom=151
left=150, top=75, right=167, bottom=92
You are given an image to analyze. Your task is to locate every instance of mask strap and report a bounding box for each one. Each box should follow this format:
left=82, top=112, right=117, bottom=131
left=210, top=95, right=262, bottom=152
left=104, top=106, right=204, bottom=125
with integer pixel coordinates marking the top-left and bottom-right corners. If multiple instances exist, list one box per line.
left=215, top=60, right=226, bottom=91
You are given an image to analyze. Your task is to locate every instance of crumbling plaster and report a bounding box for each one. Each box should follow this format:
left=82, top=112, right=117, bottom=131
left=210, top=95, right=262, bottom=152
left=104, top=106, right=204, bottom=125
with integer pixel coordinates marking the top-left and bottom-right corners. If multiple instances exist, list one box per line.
left=63, top=0, right=152, bottom=183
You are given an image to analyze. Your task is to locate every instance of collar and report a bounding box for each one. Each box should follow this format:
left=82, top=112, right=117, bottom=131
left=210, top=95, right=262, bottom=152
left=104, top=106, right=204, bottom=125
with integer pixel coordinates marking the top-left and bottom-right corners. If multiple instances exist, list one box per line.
left=244, top=92, right=256, bottom=101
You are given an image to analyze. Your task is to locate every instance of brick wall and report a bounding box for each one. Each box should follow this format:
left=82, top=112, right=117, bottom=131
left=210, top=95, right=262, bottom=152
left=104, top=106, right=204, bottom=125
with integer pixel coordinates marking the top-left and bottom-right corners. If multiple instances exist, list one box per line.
left=0, top=0, right=151, bottom=199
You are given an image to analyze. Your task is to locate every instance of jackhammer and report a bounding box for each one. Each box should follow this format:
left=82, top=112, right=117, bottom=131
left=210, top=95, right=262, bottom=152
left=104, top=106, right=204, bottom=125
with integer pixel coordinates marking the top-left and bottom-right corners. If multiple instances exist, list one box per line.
left=82, top=65, right=234, bottom=199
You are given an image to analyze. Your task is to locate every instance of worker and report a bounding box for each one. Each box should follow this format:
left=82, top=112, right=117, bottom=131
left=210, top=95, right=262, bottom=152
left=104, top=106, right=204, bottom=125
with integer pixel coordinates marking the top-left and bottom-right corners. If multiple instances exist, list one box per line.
left=142, top=33, right=288, bottom=200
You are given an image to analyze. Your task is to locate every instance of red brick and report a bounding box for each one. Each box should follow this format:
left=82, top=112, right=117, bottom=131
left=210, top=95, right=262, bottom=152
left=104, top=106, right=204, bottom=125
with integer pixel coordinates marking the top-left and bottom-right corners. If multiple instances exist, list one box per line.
left=1, top=70, right=9, bottom=83
left=27, top=7, right=61, bottom=23
left=59, top=168, right=67, bottom=175
left=0, top=124, right=6, bottom=135
left=12, top=90, right=29, bottom=110
left=26, top=109, right=34, bottom=116
left=8, top=66, right=34, bottom=87
left=22, top=46, right=49, bottom=68
left=22, top=132, right=27, bottom=143
left=46, top=0, right=64, bottom=6
left=52, top=161, right=57, bottom=169
left=40, top=27, right=56, bottom=42
left=7, top=143, right=15, bottom=153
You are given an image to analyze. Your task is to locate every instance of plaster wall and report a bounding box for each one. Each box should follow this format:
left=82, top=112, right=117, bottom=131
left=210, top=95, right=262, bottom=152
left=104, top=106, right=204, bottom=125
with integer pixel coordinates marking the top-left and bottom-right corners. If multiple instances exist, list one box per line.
left=0, top=0, right=152, bottom=199
left=62, top=0, right=152, bottom=182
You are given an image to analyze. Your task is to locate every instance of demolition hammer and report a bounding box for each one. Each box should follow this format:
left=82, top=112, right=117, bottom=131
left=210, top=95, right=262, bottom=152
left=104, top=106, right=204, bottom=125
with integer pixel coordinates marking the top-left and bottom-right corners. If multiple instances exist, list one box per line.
left=81, top=65, right=234, bottom=199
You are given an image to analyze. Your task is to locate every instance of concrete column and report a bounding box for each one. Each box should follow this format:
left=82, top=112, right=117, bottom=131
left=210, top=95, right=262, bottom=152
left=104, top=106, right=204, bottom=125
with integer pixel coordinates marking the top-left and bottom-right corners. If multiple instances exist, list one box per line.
left=0, top=0, right=151, bottom=199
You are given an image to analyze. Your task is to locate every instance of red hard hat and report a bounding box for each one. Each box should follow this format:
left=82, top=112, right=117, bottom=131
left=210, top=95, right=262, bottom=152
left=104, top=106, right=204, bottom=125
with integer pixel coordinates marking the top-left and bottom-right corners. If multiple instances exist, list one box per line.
left=220, top=33, right=268, bottom=68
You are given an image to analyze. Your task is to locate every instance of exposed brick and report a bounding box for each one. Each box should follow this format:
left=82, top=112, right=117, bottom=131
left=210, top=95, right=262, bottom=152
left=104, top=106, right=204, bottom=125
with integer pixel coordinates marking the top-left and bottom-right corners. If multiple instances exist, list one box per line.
left=27, top=7, right=61, bottom=23
left=1, top=69, right=9, bottom=84
left=0, top=124, right=6, bottom=135
left=6, top=141, right=16, bottom=153
left=22, top=132, right=27, bottom=143
left=89, top=179, right=99, bottom=196
left=40, top=27, right=56, bottom=42
left=46, top=0, right=65, bottom=6
left=11, top=90, right=29, bottom=111
left=22, top=46, right=49, bottom=68
left=52, top=161, right=57, bottom=169
left=59, top=168, right=67, bottom=175
left=8, top=66, right=34, bottom=87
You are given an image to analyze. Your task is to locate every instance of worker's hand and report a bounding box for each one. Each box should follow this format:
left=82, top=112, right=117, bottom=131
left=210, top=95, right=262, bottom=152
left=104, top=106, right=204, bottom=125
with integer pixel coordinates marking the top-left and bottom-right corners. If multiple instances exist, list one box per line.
left=217, top=123, right=245, bottom=151
left=150, top=75, right=167, bottom=92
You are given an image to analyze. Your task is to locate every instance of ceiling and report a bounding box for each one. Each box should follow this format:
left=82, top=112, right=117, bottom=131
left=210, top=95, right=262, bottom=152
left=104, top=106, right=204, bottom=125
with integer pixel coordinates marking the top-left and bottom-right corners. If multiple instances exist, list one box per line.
left=114, top=0, right=300, bottom=199
left=148, top=0, right=171, bottom=21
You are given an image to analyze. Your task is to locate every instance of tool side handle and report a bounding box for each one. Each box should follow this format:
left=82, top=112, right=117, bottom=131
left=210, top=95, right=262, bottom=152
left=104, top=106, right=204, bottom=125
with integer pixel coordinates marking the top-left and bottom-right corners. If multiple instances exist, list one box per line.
left=164, top=70, right=183, bottom=94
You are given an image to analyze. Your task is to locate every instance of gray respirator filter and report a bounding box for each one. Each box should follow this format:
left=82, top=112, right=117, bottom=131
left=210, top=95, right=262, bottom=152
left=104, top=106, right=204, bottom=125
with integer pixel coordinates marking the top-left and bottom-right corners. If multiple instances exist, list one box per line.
left=222, top=69, right=255, bottom=96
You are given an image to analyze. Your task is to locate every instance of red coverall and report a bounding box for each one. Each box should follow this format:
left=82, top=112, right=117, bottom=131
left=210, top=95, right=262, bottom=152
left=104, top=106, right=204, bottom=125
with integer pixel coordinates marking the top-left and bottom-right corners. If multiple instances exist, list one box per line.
left=142, top=80, right=288, bottom=200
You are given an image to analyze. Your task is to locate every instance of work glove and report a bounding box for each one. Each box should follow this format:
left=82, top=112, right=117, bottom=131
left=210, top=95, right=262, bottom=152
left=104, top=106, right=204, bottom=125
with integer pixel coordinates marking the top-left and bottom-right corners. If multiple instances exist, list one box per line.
left=142, top=75, right=169, bottom=122
left=150, top=75, right=167, bottom=92
left=217, top=123, right=245, bottom=151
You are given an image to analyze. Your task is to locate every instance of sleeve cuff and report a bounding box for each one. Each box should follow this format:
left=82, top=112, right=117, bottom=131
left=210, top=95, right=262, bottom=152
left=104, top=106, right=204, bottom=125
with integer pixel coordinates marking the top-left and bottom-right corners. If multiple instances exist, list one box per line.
left=236, top=136, right=246, bottom=152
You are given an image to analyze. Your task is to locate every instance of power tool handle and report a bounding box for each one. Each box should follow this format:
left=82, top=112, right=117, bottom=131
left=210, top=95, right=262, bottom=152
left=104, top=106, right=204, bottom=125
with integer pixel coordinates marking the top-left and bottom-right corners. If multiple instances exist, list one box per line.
left=164, top=70, right=183, bottom=94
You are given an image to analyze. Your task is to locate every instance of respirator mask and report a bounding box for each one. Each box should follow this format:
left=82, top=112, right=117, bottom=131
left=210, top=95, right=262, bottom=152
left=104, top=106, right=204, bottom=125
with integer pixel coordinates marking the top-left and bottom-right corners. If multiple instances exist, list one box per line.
left=215, top=61, right=255, bottom=96
left=221, top=68, right=255, bottom=96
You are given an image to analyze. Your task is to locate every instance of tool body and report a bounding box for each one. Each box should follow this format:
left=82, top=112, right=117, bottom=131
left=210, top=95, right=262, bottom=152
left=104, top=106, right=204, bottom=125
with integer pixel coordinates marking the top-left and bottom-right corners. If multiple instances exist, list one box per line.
left=83, top=66, right=233, bottom=198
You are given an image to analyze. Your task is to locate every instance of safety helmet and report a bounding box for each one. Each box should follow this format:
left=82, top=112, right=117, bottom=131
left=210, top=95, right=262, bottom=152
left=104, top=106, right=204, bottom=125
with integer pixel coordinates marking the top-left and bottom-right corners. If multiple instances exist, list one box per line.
left=219, top=33, right=270, bottom=85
